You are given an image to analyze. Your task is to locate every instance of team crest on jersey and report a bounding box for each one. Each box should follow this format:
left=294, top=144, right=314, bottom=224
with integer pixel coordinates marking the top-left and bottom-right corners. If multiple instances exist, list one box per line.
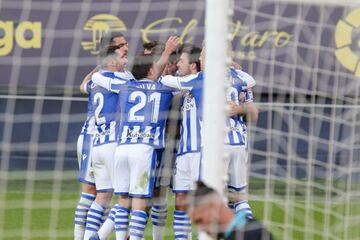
left=229, top=125, right=241, bottom=132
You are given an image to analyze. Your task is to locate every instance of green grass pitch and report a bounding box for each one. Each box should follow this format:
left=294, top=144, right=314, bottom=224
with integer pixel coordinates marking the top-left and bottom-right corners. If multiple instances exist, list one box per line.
left=0, top=171, right=359, bottom=239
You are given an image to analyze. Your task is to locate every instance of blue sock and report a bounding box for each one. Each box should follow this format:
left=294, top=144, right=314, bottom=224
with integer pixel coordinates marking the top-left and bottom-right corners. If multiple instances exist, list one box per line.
left=129, top=210, right=148, bottom=240
left=115, top=206, right=130, bottom=240
left=173, top=210, right=191, bottom=240
left=74, top=193, right=96, bottom=240
left=151, top=204, right=167, bottom=239
left=84, top=201, right=105, bottom=240
left=234, top=200, right=253, bottom=219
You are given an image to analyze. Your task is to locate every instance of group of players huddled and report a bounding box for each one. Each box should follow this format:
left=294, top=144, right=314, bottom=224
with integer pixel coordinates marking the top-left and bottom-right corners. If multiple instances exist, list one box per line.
left=74, top=31, right=258, bottom=240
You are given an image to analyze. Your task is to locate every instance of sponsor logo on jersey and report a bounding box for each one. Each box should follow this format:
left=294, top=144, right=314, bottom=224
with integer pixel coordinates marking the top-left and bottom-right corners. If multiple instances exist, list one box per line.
left=181, top=95, right=195, bottom=112
left=126, top=129, right=155, bottom=139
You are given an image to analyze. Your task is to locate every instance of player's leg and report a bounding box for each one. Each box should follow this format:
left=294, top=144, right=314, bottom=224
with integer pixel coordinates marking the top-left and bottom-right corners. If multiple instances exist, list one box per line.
left=113, top=145, right=131, bottom=240
left=128, top=144, right=157, bottom=240
left=89, top=203, right=119, bottom=240
left=151, top=148, right=168, bottom=240
left=227, top=145, right=253, bottom=219
left=173, top=153, right=201, bottom=240
left=90, top=144, right=131, bottom=240
left=74, top=133, right=96, bottom=240
left=84, top=143, right=115, bottom=240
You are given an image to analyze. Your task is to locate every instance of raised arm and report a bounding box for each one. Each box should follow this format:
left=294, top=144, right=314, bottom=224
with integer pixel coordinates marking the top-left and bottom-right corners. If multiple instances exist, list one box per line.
left=160, top=73, right=199, bottom=91
left=153, top=36, right=179, bottom=79
left=79, top=67, right=98, bottom=94
left=91, top=72, right=128, bottom=93
left=236, top=69, right=256, bottom=89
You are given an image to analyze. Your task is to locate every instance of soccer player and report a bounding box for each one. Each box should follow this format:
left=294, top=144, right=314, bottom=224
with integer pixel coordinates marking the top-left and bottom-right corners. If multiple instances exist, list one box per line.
left=91, top=57, right=177, bottom=240
left=159, top=45, right=203, bottom=240
left=74, top=31, right=129, bottom=240
left=173, top=44, right=202, bottom=240
left=83, top=45, right=130, bottom=240
left=225, top=67, right=258, bottom=220
left=74, top=78, right=96, bottom=240
left=143, top=40, right=179, bottom=240
left=88, top=37, right=178, bottom=239
left=160, top=45, right=255, bottom=239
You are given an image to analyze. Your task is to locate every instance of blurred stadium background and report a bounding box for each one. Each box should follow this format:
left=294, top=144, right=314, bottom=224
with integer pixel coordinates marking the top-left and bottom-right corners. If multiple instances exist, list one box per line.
left=0, top=0, right=359, bottom=239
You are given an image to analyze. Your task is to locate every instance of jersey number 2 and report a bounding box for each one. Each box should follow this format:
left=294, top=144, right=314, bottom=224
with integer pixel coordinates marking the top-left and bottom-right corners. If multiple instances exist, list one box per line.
left=94, top=92, right=106, bottom=125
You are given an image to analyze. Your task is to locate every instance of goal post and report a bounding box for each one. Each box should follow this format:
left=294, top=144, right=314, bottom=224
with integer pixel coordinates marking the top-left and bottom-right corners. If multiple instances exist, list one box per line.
left=202, top=0, right=229, bottom=195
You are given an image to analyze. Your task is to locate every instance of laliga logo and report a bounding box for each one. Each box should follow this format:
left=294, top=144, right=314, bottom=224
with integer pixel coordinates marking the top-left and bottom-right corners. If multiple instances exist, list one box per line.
left=81, top=14, right=126, bottom=55
left=335, top=8, right=360, bottom=77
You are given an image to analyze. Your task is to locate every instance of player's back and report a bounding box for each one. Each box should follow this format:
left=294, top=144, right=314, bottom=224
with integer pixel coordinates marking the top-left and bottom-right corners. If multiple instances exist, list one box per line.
left=117, top=79, right=174, bottom=148
left=225, top=68, right=246, bottom=146
left=90, top=71, right=120, bottom=146
left=80, top=80, right=95, bottom=136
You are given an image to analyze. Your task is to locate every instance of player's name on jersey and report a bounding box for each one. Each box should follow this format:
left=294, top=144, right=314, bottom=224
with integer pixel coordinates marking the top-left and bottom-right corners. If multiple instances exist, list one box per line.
left=125, top=129, right=155, bottom=139
left=135, top=83, right=157, bottom=90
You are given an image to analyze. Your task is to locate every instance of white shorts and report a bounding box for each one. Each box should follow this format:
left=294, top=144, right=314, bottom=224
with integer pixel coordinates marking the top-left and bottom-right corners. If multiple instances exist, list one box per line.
left=113, top=144, right=157, bottom=198
left=172, top=152, right=201, bottom=192
left=76, top=134, right=95, bottom=185
left=224, top=145, right=248, bottom=193
left=91, top=142, right=117, bottom=192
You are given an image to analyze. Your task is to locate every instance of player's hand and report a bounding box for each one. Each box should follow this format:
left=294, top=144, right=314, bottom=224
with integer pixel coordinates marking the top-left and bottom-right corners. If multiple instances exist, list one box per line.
left=227, top=101, right=240, bottom=116
left=231, top=61, right=242, bottom=70
left=165, top=36, right=179, bottom=54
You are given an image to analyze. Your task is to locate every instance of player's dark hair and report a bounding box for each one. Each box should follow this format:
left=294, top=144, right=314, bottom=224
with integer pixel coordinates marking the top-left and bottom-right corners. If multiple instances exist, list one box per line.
left=195, top=181, right=215, bottom=196
left=180, top=44, right=201, bottom=72
left=151, top=42, right=166, bottom=56
left=100, top=31, right=124, bottom=49
left=143, top=41, right=160, bottom=52
left=98, top=45, right=119, bottom=66
left=131, top=54, right=155, bottom=80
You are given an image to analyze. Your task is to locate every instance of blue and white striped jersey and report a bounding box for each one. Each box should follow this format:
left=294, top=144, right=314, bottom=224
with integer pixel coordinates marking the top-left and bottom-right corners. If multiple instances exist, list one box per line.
left=91, top=72, right=175, bottom=149
left=232, top=69, right=256, bottom=147
left=80, top=80, right=95, bottom=135
left=117, top=80, right=175, bottom=148
left=225, top=69, right=246, bottom=146
left=160, top=72, right=204, bottom=155
left=90, top=71, right=121, bottom=146
left=160, top=69, right=252, bottom=151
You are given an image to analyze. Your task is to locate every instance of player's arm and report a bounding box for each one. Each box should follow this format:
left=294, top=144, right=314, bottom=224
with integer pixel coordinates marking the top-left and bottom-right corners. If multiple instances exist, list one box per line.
left=91, top=72, right=128, bottom=93
left=227, top=101, right=258, bottom=122
left=79, top=67, right=98, bottom=94
left=230, top=61, right=242, bottom=70
left=153, top=36, right=179, bottom=78
left=237, top=88, right=258, bottom=122
left=160, top=74, right=198, bottom=92
left=235, top=69, right=256, bottom=89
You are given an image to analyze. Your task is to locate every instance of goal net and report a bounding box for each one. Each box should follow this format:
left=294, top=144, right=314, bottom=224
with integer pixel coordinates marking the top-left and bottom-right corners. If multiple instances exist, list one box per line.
left=0, top=0, right=359, bottom=239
